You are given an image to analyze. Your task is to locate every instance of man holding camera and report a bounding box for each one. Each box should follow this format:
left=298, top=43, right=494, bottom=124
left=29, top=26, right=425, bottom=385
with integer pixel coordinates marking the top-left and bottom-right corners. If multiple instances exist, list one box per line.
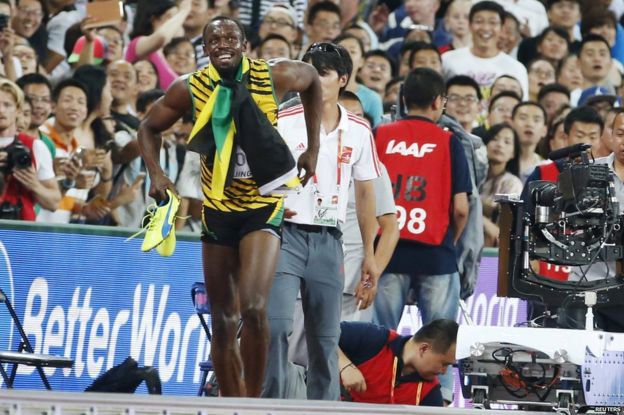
left=0, top=79, right=60, bottom=220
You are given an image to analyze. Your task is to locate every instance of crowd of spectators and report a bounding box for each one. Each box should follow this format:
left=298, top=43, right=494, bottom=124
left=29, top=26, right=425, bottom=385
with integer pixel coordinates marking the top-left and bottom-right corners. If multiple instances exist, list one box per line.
left=0, top=0, right=622, bottom=247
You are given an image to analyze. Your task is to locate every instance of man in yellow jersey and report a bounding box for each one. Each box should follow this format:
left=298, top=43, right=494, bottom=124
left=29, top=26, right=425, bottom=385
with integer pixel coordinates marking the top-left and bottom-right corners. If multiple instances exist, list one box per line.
left=137, top=16, right=322, bottom=397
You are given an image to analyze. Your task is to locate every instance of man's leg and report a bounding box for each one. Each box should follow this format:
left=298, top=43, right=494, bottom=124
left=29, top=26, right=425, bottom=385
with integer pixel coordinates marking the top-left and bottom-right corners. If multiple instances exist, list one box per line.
left=262, top=225, right=307, bottom=398
left=201, top=242, right=242, bottom=396
left=414, top=272, right=460, bottom=403
left=372, top=273, right=411, bottom=329
left=238, top=230, right=282, bottom=397
left=287, top=297, right=308, bottom=367
left=302, top=229, right=344, bottom=400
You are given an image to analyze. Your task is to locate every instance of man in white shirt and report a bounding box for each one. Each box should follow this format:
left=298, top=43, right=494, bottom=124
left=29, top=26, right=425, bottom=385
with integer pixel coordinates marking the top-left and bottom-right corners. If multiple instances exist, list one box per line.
left=442, top=1, right=529, bottom=100
left=337, top=91, right=399, bottom=322
left=262, top=42, right=381, bottom=401
left=473, top=0, right=549, bottom=37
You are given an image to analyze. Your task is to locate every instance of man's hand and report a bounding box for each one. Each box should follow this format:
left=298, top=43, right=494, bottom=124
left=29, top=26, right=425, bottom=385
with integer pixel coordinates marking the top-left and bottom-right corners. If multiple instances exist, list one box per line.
left=354, top=278, right=377, bottom=310
left=76, top=170, right=98, bottom=189
left=84, top=148, right=107, bottom=169
left=284, top=208, right=297, bottom=219
left=297, top=148, right=318, bottom=187
left=112, top=174, right=145, bottom=208
left=80, top=16, right=97, bottom=42
left=360, top=255, right=380, bottom=286
left=340, top=364, right=367, bottom=393
left=59, top=158, right=82, bottom=181
left=149, top=171, right=177, bottom=202
left=12, top=166, right=40, bottom=191
left=83, top=196, right=110, bottom=221
left=0, top=27, right=15, bottom=58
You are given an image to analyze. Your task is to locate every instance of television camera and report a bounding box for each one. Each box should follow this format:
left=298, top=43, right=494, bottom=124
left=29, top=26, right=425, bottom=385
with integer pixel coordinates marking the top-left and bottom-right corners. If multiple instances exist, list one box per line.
left=458, top=143, right=624, bottom=413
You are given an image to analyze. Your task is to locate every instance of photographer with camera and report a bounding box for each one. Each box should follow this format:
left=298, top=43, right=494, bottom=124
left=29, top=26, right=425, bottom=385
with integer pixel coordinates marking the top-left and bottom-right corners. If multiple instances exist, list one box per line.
left=0, top=78, right=60, bottom=220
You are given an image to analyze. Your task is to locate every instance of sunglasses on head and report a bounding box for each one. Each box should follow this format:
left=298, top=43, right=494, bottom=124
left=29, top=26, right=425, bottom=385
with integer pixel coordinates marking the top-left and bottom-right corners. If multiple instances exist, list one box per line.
left=306, top=42, right=342, bottom=57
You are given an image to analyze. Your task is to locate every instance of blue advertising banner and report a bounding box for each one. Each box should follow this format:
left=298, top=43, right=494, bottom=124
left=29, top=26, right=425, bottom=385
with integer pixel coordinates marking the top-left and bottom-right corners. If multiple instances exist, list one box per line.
left=0, top=222, right=208, bottom=394
left=0, top=221, right=526, bottom=398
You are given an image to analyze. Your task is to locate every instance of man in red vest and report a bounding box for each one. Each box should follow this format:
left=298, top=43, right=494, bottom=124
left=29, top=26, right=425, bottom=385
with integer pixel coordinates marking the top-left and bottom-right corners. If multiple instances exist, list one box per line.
left=338, top=319, right=458, bottom=406
left=373, top=67, right=471, bottom=403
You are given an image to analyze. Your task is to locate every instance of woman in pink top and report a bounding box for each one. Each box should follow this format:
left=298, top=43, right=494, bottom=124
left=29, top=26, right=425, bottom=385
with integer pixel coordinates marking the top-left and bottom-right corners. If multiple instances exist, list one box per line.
left=125, top=0, right=192, bottom=90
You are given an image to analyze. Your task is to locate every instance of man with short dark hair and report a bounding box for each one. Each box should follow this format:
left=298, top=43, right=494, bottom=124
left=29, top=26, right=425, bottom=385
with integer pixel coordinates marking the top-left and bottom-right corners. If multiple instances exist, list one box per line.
left=472, top=91, right=521, bottom=139
left=183, top=0, right=217, bottom=69
left=523, top=105, right=605, bottom=195
left=482, top=0, right=548, bottom=38
left=358, top=50, right=395, bottom=95
left=338, top=319, right=458, bottom=406
left=581, top=8, right=624, bottom=83
left=258, top=3, right=299, bottom=51
left=537, top=83, right=570, bottom=124
left=442, top=1, right=529, bottom=99
left=444, top=75, right=482, bottom=132
left=409, top=42, right=442, bottom=74
left=305, top=1, right=342, bottom=46
left=546, top=0, right=581, bottom=41
left=38, top=79, right=93, bottom=223
left=107, top=60, right=139, bottom=130
left=239, top=0, right=305, bottom=35
left=256, top=34, right=292, bottom=60
left=578, top=34, right=616, bottom=92
left=373, top=67, right=471, bottom=403
left=512, top=101, right=547, bottom=183
left=262, top=42, right=380, bottom=401
left=16, top=73, right=55, bottom=156
left=497, top=11, right=522, bottom=58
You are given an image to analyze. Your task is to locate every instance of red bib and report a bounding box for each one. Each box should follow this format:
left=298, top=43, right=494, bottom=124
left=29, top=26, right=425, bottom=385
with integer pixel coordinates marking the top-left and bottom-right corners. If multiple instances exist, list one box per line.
left=376, top=119, right=452, bottom=245
left=347, top=330, right=439, bottom=405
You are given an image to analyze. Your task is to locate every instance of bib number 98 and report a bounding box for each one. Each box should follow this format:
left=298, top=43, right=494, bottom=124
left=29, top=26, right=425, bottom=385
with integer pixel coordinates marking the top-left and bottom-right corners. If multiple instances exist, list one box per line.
left=396, top=206, right=426, bottom=234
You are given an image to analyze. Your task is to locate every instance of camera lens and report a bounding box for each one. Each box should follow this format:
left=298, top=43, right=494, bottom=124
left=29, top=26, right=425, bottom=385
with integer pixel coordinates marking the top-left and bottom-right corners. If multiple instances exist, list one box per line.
left=15, top=153, right=31, bottom=169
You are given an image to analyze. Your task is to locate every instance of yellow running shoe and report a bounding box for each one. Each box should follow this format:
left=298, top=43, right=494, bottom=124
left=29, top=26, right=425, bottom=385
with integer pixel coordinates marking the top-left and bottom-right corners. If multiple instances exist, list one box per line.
left=141, top=189, right=180, bottom=252
left=155, top=228, right=176, bottom=257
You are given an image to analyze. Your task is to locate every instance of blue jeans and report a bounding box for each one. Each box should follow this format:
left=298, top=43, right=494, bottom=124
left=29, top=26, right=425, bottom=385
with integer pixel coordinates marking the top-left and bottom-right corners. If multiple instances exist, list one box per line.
left=373, top=272, right=460, bottom=402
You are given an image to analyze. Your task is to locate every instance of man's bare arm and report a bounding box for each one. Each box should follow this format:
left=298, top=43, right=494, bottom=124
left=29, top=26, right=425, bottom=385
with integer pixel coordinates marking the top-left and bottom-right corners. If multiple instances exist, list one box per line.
left=270, top=60, right=322, bottom=185
left=452, top=192, right=469, bottom=244
left=137, top=77, right=192, bottom=200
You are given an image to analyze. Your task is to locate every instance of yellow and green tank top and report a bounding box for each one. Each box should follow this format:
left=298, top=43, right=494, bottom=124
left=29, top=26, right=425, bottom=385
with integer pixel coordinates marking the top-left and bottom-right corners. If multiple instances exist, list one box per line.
left=187, top=58, right=283, bottom=212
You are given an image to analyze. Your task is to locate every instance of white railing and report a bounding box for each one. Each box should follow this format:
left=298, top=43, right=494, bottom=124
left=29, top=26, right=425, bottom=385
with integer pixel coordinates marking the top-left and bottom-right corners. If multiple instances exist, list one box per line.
left=0, top=389, right=554, bottom=415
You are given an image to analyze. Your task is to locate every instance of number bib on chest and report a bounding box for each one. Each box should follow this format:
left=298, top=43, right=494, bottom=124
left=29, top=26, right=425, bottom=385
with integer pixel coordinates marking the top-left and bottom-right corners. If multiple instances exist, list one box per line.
left=233, top=146, right=252, bottom=179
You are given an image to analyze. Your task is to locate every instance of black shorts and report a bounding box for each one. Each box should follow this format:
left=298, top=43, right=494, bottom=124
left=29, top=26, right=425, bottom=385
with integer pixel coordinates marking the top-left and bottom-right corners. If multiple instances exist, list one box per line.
left=201, top=199, right=284, bottom=247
